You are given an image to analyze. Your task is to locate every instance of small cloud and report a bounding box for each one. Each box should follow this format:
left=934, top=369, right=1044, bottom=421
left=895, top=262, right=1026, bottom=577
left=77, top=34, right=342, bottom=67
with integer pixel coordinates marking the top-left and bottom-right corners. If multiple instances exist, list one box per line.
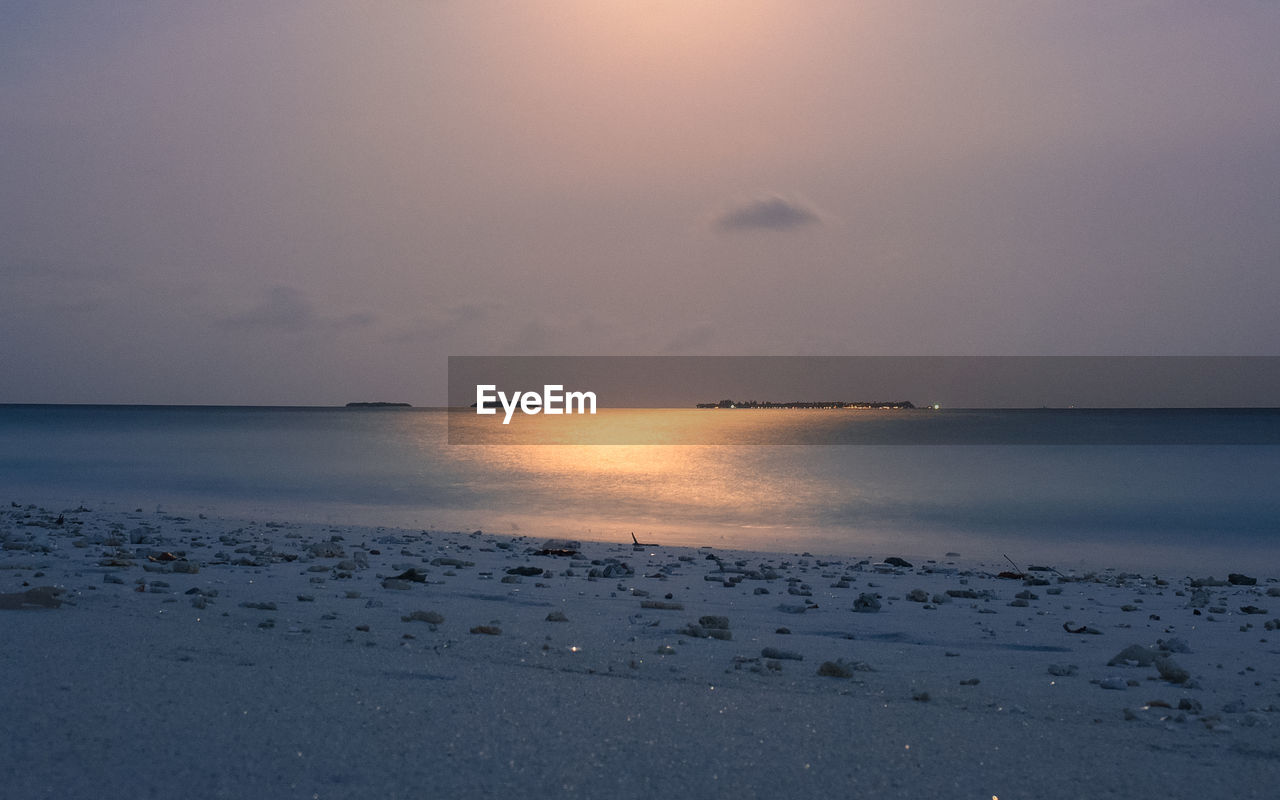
left=388, top=300, right=504, bottom=343
left=219, top=286, right=312, bottom=330
left=501, top=310, right=612, bottom=355
left=663, top=321, right=716, bottom=354
left=1, top=258, right=129, bottom=283
left=216, top=286, right=374, bottom=332
left=713, top=193, right=823, bottom=232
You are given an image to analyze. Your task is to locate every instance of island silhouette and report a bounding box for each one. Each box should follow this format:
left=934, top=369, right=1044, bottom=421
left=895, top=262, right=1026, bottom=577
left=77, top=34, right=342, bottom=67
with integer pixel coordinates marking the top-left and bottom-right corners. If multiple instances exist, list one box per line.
left=696, top=399, right=915, bottom=409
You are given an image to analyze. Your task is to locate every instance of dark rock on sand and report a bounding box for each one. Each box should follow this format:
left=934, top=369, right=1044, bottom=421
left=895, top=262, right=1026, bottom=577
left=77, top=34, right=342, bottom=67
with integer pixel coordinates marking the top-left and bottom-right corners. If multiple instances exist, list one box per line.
left=589, top=561, right=634, bottom=578
left=392, top=568, right=429, bottom=583
left=1109, top=645, right=1160, bottom=667
left=761, top=647, right=804, bottom=661
left=1155, top=656, right=1190, bottom=684
left=639, top=600, right=684, bottom=610
left=0, top=586, right=64, bottom=610
left=308, top=541, right=345, bottom=559
left=402, top=610, right=445, bottom=624
left=817, top=661, right=854, bottom=678
left=853, top=593, right=881, bottom=613
left=681, top=618, right=732, bottom=640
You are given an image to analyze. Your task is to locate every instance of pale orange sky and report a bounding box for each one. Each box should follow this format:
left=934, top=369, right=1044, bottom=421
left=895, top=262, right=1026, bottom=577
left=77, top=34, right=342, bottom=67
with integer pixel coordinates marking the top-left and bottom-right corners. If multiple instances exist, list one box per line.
left=2, top=2, right=1278, bottom=403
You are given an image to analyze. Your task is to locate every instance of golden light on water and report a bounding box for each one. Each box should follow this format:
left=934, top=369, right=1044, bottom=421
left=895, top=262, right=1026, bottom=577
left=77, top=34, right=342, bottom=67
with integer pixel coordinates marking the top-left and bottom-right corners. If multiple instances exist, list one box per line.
left=425, top=409, right=843, bottom=548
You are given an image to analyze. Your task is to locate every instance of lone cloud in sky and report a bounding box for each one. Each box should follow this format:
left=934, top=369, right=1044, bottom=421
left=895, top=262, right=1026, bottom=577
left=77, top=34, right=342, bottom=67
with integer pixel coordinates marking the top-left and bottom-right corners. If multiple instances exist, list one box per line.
left=216, top=286, right=374, bottom=333
left=713, top=194, right=822, bottom=232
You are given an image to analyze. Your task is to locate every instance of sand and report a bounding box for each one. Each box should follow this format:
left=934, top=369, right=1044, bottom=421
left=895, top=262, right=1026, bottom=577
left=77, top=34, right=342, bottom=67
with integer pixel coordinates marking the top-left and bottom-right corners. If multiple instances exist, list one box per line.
left=2, top=501, right=1278, bottom=798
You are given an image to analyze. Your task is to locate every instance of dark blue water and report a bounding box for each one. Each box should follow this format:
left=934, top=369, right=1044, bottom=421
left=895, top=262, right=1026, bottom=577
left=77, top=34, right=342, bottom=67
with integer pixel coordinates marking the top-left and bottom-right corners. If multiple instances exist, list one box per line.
left=2, top=405, right=1278, bottom=570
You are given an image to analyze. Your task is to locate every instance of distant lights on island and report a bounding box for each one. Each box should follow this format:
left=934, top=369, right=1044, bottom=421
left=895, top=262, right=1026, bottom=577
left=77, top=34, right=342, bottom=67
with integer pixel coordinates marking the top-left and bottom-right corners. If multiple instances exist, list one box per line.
left=694, top=399, right=945, bottom=411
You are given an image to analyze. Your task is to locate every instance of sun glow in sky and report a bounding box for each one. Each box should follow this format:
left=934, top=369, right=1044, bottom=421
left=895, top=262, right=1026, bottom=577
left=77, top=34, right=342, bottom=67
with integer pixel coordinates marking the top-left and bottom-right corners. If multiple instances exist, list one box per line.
left=2, top=2, right=1278, bottom=404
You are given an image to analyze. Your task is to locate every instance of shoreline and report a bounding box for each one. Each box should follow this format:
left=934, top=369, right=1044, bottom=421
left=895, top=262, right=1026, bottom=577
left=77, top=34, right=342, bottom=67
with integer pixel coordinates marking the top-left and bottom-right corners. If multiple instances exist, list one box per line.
left=2, top=491, right=1272, bottom=577
left=3, top=500, right=1279, bottom=797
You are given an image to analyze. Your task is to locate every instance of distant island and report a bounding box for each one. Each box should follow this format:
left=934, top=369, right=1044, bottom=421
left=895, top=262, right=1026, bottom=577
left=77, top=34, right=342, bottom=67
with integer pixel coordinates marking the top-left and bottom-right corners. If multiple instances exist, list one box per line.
left=345, top=402, right=412, bottom=408
left=696, top=399, right=915, bottom=409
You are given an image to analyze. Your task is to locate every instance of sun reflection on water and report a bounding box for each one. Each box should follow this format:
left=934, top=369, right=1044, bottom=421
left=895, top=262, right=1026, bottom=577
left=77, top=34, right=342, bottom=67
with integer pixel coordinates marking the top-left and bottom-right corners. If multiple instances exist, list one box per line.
left=420, top=410, right=853, bottom=547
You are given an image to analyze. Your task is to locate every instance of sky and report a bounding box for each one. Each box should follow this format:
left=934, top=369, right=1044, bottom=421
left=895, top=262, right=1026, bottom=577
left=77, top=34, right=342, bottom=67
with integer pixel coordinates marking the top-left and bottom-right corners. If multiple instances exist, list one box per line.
left=2, top=1, right=1278, bottom=405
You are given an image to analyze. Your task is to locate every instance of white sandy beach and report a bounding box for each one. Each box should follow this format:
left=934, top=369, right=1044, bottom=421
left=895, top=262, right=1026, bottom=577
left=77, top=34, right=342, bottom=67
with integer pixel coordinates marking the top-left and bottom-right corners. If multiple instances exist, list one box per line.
left=3, top=501, right=1278, bottom=799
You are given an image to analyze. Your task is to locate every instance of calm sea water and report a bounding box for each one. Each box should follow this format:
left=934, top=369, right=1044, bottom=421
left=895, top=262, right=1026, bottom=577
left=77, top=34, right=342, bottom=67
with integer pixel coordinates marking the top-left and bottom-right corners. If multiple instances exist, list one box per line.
left=2, top=405, right=1278, bottom=571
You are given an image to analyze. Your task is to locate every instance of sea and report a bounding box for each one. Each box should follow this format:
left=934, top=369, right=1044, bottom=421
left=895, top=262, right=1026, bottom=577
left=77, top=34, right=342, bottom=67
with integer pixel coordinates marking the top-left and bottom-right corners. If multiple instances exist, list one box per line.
left=2, top=404, right=1278, bottom=573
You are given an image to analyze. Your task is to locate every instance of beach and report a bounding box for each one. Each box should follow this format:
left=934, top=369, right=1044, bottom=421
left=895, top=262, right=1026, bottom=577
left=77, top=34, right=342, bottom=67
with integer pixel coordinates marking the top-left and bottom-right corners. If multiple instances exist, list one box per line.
left=3, top=501, right=1278, bottom=798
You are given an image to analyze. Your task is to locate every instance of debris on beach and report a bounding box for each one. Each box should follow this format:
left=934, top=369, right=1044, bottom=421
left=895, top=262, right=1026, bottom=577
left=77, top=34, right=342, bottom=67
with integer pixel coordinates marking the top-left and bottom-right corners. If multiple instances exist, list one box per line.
left=505, top=566, right=543, bottom=577
left=1154, top=656, right=1190, bottom=684
left=761, top=647, right=803, bottom=661
left=681, top=615, right=732, bottom=640
left=402, top=610, right=445, bottom=624
left=0, top=585, right=64, bottom=610
left=4, top=499, right=1280, bottom=799
left=852, top=592, right=881, bottom=612
left=535, top=539, right=580, bottom=557
left=816, top=660, right=854, bottom=678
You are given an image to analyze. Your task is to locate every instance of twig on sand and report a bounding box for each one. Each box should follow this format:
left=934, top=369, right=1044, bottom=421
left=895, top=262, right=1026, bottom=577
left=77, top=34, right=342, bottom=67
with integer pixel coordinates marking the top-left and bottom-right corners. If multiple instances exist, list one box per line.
left=631, top=532, right=657, bottom=549
left=997, top=553, right=1027, bottom=580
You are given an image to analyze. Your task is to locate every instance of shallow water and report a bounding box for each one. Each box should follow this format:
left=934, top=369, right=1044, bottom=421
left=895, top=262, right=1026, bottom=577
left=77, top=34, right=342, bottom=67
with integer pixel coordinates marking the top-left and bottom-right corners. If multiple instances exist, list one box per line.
left=2, top=405, right=1277, bottom=570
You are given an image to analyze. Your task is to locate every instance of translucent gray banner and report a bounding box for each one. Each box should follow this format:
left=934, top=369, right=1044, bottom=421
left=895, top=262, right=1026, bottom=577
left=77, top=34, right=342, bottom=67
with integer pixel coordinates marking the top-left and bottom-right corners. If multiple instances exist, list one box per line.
left=446, top=356, right=1280, bottom=444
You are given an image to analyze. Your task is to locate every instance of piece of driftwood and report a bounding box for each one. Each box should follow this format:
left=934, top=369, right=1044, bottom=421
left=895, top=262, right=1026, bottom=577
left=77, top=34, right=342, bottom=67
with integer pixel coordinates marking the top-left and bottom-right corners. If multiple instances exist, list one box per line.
left=391, top=568, right=428, bottom=583
left=996, top=554, right=1028, bottom=580
left=535, top=538, right=580, bottom=557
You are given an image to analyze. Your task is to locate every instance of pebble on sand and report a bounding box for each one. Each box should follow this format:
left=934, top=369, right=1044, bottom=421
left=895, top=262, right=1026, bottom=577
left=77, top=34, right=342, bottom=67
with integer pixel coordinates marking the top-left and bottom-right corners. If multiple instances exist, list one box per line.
left=402, top=610, right=445, bottom=624
left=761, top=647, right=804, bottom=661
